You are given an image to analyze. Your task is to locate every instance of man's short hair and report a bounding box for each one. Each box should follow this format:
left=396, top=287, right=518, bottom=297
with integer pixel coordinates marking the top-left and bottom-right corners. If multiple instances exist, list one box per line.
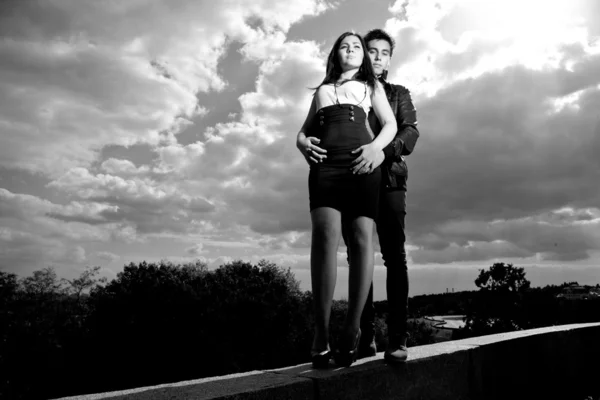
left=364, top=29, right=395, bottom=56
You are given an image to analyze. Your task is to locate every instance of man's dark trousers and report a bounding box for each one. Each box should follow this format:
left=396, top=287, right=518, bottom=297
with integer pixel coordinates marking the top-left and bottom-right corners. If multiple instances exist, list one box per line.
left=360, top=188, right=409, bottom=350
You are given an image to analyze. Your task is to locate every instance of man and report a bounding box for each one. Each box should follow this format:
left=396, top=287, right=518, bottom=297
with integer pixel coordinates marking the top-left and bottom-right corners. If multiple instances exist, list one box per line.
left=346, top=29, right=420, bottom=363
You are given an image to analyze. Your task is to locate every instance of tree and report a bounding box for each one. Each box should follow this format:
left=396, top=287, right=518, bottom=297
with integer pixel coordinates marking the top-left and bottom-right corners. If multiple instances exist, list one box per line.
left=64, top=266, right=108, bottom=304
left=0, top=271, right=19, bottom=305
left=84, top=260, right=212, bottom=390
left=179, top=259, right=209, bottom=279
left=407, top=319, right=435, bottom=346
left=474, top=262, right=530, bottom=293
left=20, top=266, right=65, bottom=299
left=3, top=268, right=77, bottom=400
left=202, top=259, right=309, bottom=373
left=85, top=258, right=310, bottom=391
left=463, top=262, right=531, bottom=336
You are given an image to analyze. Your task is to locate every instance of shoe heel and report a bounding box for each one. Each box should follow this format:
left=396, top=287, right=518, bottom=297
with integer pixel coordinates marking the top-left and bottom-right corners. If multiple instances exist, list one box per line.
left=311, top=349, right=331, bottom=369
left=334, top=329, right=361, bottom=367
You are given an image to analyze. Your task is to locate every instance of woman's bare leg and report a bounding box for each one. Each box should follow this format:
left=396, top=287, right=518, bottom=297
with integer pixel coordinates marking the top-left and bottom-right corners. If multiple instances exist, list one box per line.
left=310, top=207, right=342, bottom=351
left=344, top=216, right=375, bottom=341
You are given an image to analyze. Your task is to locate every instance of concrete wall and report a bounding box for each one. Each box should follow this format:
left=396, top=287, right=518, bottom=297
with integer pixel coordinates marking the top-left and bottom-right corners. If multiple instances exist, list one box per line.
left=55, top=322, right=600, bottom=400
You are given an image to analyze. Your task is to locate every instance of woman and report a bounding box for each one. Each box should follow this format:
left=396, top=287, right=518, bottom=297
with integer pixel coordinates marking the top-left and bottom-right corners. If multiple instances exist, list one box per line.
left=296, top=31, right=397, bottom=368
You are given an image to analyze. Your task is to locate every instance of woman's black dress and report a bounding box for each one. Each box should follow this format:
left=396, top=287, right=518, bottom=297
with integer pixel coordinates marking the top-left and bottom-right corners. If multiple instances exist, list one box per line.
left=308, top=102, right=381, bottom=219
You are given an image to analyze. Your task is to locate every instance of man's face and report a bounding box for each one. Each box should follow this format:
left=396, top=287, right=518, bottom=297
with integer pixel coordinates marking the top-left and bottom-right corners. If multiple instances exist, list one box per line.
left=367, top=39, right=391, bottom=77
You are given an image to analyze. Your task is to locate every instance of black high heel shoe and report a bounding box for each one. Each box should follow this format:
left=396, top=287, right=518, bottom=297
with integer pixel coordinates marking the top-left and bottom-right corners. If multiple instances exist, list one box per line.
left=311, top=348, right=332, bottom=369
left=334, top=328, right=361, bottom=367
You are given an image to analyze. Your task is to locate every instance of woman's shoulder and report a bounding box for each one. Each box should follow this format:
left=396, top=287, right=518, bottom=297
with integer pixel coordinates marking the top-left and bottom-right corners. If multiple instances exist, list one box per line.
left=315, top=84, right=334, bottom=95
left=321, top=79, right=365, bottom=86
left=344, top=79, right=368, bottom=86
left=316, top=80, right=366, bottom=92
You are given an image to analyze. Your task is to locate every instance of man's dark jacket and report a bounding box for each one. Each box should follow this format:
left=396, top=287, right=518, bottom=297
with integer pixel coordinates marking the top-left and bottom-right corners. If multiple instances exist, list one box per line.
left=370, top=78, right=419, bottom=191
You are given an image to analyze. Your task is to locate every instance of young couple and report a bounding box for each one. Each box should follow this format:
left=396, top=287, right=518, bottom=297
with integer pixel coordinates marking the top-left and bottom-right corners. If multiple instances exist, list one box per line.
left=296, top=29, right=419, bottom=368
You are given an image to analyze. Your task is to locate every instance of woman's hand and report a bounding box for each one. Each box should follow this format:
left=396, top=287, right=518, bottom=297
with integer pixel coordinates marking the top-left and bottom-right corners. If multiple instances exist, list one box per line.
left=298, top=136, right=327, bottom=165
left=350, top=143, right=384, bottom=174
left=296, top=97, right=326, bottom=165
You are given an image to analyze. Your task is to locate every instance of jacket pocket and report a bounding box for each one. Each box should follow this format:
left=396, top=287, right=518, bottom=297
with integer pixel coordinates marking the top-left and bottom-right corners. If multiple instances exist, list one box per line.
left=390, top=159, right=407, bottom=177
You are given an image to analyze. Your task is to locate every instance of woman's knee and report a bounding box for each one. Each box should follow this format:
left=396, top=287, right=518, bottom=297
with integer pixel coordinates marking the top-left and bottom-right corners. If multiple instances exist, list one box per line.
left=312, top=215, right=341, bottom=244
left=349, top=234, right=371, bottom=250
left=347, top=218, right=374, bottom=250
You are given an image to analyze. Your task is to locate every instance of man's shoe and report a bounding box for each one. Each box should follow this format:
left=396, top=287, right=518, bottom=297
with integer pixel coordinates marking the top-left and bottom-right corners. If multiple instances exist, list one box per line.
left=358, top=336, right=377, bottom=359
left=384, top=336, right=408, bottom=364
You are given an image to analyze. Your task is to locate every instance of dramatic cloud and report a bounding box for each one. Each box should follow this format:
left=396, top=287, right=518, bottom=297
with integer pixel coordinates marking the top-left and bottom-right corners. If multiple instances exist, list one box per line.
left=1, top=0, right=599, bottom=295
left=382, top=0, right=600, bottom=267
left=0, top=0, right=329, bottom=176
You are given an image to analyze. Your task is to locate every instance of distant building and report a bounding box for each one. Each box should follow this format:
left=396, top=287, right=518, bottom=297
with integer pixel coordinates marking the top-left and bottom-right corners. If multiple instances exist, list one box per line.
left=556, top=284, right=600, bottom=300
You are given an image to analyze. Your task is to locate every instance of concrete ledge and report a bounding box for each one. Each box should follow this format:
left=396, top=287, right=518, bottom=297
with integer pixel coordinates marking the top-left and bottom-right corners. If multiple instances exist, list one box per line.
left=272, top=342, right=475, bottom=400
left=54, top=371, right=314, bottom=400
left=55, top=322, right=600, bottom=400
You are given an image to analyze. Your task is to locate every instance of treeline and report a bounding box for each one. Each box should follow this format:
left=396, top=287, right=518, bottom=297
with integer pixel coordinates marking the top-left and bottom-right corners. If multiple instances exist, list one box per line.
left=399, top=263, right=600, bottom=339
left=1, top=261, right=599, bottom=399
left=1, top=260, right=314, bottom=399
left=0, top=260, right=434, bottom=400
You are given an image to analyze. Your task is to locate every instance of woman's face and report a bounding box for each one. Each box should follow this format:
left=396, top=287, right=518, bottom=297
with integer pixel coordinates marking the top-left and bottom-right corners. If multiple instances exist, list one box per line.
left=337, top=35, right=364, bottom=71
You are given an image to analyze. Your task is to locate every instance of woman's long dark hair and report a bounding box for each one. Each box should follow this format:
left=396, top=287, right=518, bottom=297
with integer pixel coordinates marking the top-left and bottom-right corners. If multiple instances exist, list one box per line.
left=313, top=31, right=377, bottom=90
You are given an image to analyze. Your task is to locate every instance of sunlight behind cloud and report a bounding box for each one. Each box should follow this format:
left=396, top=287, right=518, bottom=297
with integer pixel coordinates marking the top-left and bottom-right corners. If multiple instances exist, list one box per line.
left=455, top=0, right=582, bottom=37
left=386, top=0, right=599, bottom=97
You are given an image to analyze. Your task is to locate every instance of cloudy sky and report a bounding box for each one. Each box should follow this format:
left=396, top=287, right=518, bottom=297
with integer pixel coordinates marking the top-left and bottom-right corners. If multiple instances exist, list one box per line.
left=1, top=0, right=599, bottom=300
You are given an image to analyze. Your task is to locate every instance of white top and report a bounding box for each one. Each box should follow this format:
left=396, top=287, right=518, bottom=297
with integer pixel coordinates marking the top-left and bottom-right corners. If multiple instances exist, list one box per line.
left=315, top=80, right=372, bottom=114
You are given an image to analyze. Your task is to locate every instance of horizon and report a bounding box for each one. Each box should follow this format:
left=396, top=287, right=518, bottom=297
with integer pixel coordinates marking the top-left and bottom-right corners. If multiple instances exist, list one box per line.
left=1, top=0, right=600, bottom=300
left=7, top=259, right=598, bottom=301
